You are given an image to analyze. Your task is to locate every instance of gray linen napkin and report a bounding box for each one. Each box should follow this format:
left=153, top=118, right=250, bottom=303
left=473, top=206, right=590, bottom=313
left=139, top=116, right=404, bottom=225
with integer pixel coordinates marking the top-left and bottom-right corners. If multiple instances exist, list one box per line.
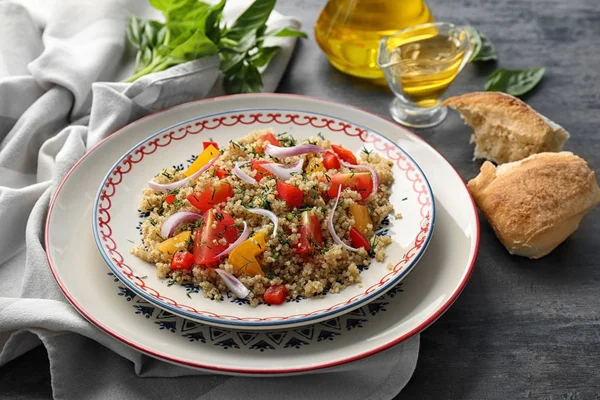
left=0, top=1, right=420, bottom=399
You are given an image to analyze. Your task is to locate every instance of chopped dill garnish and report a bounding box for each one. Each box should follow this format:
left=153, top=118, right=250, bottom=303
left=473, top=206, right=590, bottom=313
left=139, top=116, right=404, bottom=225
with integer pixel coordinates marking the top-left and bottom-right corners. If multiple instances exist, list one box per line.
left=148, top=217, right=157, bottom=226
left=317, top=132, right=326, bottom=140
left=161, top=171, right=173, bottom=179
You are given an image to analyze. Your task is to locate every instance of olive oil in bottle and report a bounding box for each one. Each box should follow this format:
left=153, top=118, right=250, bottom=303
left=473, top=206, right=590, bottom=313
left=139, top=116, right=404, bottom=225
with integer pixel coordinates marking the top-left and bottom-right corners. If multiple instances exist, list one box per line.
left=314, top=0, right=434, bottom=80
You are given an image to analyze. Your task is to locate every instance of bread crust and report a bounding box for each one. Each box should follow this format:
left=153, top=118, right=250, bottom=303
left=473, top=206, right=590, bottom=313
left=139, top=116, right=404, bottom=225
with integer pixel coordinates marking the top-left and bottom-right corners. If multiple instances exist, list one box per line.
left=467, top=152, right=600, bottom=258
left=442, top=92, right=569, bottom=164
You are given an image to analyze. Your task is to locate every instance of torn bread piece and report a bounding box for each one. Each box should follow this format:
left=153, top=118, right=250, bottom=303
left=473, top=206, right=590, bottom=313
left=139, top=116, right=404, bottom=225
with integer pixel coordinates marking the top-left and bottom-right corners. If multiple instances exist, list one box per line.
left=468, top=152, right=600, bottom=259
left=442, top=92, right=570, bottom=164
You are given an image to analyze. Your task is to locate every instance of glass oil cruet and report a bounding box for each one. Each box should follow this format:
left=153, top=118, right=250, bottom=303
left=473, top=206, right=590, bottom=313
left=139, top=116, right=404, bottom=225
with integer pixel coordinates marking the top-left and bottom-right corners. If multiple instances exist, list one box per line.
left=314, top=0, right=435, bottom=81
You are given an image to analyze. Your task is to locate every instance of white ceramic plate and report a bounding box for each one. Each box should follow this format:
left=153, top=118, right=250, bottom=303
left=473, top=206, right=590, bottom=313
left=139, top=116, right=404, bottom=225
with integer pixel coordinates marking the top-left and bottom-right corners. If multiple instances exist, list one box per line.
left=91, top=98, right=435, bottom=329
left=46, top=94, right=479, bottom=375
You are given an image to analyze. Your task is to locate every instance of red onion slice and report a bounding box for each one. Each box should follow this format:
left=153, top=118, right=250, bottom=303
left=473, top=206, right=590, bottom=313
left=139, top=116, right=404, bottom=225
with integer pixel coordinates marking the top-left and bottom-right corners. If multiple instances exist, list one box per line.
left=265, top=143, right=324, bottom=158
left=341, top=160, right=379, bottom=194
left=233, top=161, right=257, bottom=185
left=328, top=185, right=360, bottom=252
left=215, top=268, right=250, bottom=299
left=214, top=222, right=249, bottom=258
left=160, top=211, right=203, bottom=238
left=247, top=208, right=279, bottom=237
left=260, top=159, right=304, bottom=181
left=148, top=155, right=219, bottom=192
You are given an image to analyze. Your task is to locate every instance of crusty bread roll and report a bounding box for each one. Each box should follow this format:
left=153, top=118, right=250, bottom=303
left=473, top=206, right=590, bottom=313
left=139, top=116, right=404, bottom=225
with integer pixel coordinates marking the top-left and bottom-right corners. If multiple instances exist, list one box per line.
left=442, top=92, right=570, bottom=164
left=468, top=152, right=600, bottom=259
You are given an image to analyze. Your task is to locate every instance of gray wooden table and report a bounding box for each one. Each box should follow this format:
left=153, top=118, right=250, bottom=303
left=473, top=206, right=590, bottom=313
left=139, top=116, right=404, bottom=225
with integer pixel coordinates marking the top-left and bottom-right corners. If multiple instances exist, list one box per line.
left=1, top=0, right=599, bottom=398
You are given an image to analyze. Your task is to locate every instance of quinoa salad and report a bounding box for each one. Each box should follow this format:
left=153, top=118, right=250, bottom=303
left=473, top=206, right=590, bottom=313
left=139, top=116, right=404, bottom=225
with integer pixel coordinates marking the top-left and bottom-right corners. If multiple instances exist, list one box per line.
left=131, top=129, right=396, bottom=307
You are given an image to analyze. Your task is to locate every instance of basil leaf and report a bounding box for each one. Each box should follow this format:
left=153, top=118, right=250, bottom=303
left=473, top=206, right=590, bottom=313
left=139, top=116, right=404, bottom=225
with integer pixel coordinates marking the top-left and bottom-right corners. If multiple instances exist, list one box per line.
left=265, top=26, right=308, bottom=39
left=127, top=16, right=144, bottom=47
left=484, top=67, right=545, bottom=96
left=150, top=0, right=211, bottom=25
left=205, top=0, right=226, bottom=44
left=249, top=46, right=280, bottom=67
left=226, top=0, right=276, bottom=41
left=220, top=51, right=247, bottom=73
left=463, top=25, right=497, bottom=62
left=233, top=28, right=258, bottom=53
left=168, top=28, right=219, bottom=62
left=224, top=63, right=263, bottom=94
left=474, top=33, right=497, bottom=61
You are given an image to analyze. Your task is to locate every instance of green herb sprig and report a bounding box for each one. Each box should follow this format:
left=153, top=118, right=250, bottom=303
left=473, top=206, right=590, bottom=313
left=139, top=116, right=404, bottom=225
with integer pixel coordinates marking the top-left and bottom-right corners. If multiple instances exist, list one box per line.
left=125, top=0, right=307, bottom=94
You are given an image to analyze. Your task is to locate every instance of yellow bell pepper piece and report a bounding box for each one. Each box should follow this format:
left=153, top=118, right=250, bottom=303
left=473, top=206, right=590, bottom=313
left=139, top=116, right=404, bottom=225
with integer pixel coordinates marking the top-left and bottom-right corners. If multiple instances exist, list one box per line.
left=183, top=144, right=219, bottom=177
left=349, top=204, right=372, bottom=234
left=228, top=231, right=267, bottom=276
left=306, top=157, right=326, bottom=174
left=157, top=231, right=191, bottom=254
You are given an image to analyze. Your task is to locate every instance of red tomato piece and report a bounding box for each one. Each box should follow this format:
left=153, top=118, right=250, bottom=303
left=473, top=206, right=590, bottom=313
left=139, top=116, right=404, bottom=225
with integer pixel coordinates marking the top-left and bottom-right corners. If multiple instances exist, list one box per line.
left=256, top=132, right=280, bottom=154
left=331, top=144, right=358, bottom=165
left=322, top=151, right=341, bottom=170
left=327, top=172, right=373, bottom=200
left=170, top=251, right=194, bottom=270
left=349, top=227, right=371, bottom=251
left=264, top=284, right=288, bottom=305
left=250, top=160, right=275, bottom=182
left=203, top=141, right=219, bottom=150
left=214, top=166, right=229, bottom=179
left=165, top=193, right=176, bottom=205
left=187, top=182, right=233, bottom=212
left=193, top=209, right=238, bottom=265
left=276, top=181, right=303, bottom=208
left=297, top=211, right=324, bottom=255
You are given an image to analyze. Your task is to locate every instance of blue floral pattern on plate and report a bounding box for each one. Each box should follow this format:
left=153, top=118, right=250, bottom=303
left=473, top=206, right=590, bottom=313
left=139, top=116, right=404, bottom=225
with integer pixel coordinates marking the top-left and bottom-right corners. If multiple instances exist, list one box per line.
left=108, top=272, right=403, bottom=351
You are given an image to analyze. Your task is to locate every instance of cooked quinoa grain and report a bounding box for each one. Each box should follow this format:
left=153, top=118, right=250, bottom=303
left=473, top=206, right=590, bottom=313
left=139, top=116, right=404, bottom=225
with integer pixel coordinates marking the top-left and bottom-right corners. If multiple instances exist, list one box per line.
left=130, top=130, right=395, bottom=306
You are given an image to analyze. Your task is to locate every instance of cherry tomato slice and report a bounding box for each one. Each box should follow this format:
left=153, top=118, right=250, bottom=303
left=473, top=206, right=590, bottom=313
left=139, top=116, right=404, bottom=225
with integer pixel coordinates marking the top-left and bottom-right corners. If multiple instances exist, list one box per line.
left=256, top=133, right=280, bottom=154
left=297, top=211, right=324, bottom=255
left=214, top=166, right=229, bottom=179
left=264, top=284, right=288, bottom=305
left=187, top=182, right=233, bottom=213
left=349, top=227, right=371, bottom=251
left=193, top=209, right=238, bottom=265
left=331, top=144, right=358, bottom=165
left=165, top=193, right=176, bottom=205
left=322, top=151, right=341, bottom=170
left=327, top=172, right=373, bottom=201
left=170, top=251, right=194, bottom=270
left=276, top=181, right=303, bottom=208
left=203, top=141, right=219, bottom=150
left=250, top=160, right=275, bottom=182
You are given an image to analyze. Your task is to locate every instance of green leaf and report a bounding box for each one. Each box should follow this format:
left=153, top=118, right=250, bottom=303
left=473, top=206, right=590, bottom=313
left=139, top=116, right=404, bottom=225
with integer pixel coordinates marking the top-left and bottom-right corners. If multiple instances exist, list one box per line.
left=249, top=46, right=280, bottom=67
left=226, top=0, right=276, bottom=41
left=223, top=63, right=263, bottom=94
left=484, top=67, right=545, bottom=96
left=206, top=0, right=226, bottom=44
left=265, top=26, right=308, bottom=39
left=220, top=51, right=247, bottom=73
left=233, top=28, right=258, bottom=53
left=463, top=25, right=497, bottom=62
left=127, top=16, right=144, bottom=47
left=150, top=0, right=211, bottom=25
left=168, top=28, right=219, bottom=62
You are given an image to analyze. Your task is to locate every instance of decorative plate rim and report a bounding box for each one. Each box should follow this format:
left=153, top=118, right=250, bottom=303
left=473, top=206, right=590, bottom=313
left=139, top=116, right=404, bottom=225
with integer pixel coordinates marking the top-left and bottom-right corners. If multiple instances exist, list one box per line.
left=91, top=107, right=436, bottom=328
left=45, top=93, right=480, bottom=374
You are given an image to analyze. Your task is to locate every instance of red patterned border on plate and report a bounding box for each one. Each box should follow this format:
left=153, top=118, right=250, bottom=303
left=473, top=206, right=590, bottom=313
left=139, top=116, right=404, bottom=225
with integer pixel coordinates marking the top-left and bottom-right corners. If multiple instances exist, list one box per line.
left=96, top=113, right=432, bottom=322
